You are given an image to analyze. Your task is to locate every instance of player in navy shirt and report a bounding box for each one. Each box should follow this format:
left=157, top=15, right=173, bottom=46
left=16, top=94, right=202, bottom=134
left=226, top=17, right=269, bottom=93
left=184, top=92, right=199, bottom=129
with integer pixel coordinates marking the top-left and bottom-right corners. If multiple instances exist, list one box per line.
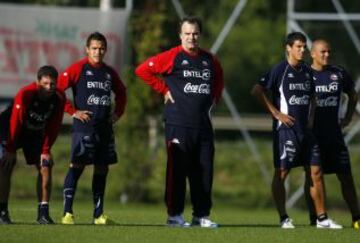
left=136, top=16, right=224, bottom=228
left=306, top=39, right=360, bottom=229
left=57, top=32, right=126, bottom=225
left=252, top=32, right=341, bottom=229
left=0, top=66, right=65, bottom=224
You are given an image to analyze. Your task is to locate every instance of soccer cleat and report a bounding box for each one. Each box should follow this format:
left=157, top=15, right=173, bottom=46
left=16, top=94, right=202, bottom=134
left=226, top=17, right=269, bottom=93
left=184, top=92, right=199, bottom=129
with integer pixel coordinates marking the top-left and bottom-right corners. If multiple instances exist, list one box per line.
left=93, top=214, right=115, bottom=225
left=280, top=218, right=295, bottom=229
left=352, top=220, right=359, bottom=230
left=166, top=215, right=191, bottom=227
left=61, top=212, right=75, bottom=225
left=192, top=217, right=218, bottom=228
left=316, top=218, right=343, bottom=229
left=0, top=210, right=11, bottom=225
left=37, top=215, right=55, bottom=224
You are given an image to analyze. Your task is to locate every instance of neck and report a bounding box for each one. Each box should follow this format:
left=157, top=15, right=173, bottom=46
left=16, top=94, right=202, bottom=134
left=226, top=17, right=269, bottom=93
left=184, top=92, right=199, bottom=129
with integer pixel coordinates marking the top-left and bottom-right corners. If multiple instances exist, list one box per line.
left=311, top=62, right=324, bottom=71
left=182, top=46, right=199, bottom=56
left=287, top=56, right=300, bottom=67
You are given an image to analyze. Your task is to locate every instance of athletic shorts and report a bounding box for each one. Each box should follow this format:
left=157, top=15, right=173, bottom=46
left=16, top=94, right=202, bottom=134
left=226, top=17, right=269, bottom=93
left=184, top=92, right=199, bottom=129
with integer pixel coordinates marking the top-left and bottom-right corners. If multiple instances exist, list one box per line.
left=273, top=128, right=321, bottom=169
left=316, top=135, right=351, bottom=174
left=70, top=129, right=117, bottom=165
left=0, top=108, right=43, bottom=165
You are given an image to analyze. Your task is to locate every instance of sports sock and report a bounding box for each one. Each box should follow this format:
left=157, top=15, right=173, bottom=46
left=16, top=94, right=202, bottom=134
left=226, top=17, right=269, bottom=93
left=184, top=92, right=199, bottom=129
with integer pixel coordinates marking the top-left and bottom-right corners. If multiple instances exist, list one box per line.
left=352, top=215, right=360, bottom=222
left=38, top=202, right=49, bottom=217
left=0, top=202, right=8, bottom=212
left=317, top=213, right=328, bottom=222
left=63, top=167, right=83, bottom=215
left=92, top=173, right=107, bottom=218
left=280, top=214, right=289, bottom=222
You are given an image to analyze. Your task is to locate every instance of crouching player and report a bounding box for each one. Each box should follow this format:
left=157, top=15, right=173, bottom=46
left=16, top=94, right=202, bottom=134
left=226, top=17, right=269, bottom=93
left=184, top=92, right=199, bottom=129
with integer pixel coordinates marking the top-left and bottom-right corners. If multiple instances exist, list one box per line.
left=0, top=66, right=65, bottom=224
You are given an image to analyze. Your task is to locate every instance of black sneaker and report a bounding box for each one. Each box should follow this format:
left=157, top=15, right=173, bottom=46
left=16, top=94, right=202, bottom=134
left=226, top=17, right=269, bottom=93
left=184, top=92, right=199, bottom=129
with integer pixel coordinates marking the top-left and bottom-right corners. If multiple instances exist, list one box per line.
left=0, top=210, right=12, bottom=224
left=37, top=215, right=55, bottom=224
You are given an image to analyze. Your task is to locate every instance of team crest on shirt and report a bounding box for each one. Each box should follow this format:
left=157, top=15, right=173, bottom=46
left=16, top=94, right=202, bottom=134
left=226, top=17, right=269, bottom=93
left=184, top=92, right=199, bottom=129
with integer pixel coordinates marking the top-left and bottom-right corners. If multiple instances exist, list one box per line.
left=330, top=73, right=339, bottom=81
left=305, top=72, right=310, bottom=79
left=202, top=60, right=208, bottom=66
left=105, top=73, right=111, bottom=80
left=86, top=70, right=94, bottom=76
left=287, top=73, right=294, bottom=78
left=181, top=60, right=189, bottom=66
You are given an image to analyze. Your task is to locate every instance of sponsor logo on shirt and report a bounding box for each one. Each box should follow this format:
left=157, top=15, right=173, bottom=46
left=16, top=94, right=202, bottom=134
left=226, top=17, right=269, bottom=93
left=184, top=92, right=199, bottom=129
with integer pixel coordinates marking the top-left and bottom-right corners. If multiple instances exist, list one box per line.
left=183, top=69, right=211, bottom=81
left=184, top=83, right=211, bottom=94
left=316, top=96, right=338, bottom=107
left=330, top=73, right=339, bottom=81
left=288, top=95, right=310, bottom=105
left=315, top=82, right=338, bottom=93
left=87, top=94, right=111, bottom=106
left=289, top=81, right=311, bottom=91
left=87, top=81, right=111, bottom=91
left=181, top=60, right=189, bottom=66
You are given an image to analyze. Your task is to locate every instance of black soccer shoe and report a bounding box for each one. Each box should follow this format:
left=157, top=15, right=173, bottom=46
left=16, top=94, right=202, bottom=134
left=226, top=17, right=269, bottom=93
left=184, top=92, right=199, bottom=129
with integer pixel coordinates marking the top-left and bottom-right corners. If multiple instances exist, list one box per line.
left=37, top=215, right=55, bottom=224
left=0, top=210, right=12, bottom=225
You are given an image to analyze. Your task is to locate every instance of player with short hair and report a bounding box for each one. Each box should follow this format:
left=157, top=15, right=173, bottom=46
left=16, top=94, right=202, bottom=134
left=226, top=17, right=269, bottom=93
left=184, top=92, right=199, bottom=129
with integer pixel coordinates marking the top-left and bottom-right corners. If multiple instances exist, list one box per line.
left=0, top=65, right=65, bottom=224
left=306, top=39, right=360, bottom=229
left=135, top=16, right=224, bottom=228
left=251, top=32, right=342, bottom=229
left=57, top=31, right=127, bottom=225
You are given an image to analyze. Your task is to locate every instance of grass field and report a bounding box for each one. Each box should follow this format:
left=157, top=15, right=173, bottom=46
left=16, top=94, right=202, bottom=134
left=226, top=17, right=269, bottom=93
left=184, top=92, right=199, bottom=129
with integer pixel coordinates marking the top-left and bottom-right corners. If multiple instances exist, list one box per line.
left=0, top=200, right=359, bottom=243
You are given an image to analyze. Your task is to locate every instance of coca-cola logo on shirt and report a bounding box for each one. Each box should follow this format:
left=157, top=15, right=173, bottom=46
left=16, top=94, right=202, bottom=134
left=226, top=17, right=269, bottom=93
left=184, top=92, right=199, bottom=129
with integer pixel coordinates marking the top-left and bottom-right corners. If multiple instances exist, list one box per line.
left=87, top=94, right=111, bottom=106
left=183, top=69, right=211, bottom=81
left=288, top=95, right=310, bottom=105
left=316, top=96, right=338, bottom=107
left=183, top=83, right=210, bottom=94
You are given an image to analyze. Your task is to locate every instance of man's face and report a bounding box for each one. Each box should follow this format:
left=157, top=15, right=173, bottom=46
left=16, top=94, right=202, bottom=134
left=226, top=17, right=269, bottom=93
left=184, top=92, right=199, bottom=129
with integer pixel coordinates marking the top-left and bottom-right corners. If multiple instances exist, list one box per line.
left=179, top=22, right=200, bottom=53
left=37, top=75, right=56, bottom=99
left=311, top=42, right=330, bottom=67
left=286, top=40, right=306, bottom=61
left=86, top=40, right=106, bottom=64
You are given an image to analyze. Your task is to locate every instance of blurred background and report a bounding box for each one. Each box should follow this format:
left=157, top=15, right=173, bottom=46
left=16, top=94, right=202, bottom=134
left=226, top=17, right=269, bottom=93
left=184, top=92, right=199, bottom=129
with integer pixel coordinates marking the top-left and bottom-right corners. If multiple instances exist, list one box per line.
left=1, top=0, right=360, bottom=211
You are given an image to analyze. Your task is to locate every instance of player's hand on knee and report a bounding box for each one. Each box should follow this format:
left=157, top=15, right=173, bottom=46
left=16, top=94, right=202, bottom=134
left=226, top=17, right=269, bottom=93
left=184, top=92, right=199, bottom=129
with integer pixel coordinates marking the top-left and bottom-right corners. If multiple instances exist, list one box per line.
left=40, top=153, right=53, bottom=167
left=73, top=110, right=93, bottom=123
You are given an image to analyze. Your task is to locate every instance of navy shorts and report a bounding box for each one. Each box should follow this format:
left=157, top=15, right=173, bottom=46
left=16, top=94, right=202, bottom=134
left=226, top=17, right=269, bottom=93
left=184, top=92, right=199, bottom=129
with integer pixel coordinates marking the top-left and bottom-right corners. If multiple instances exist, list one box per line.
left=0, top=107, right=42, bottom=165
left=316, top=135, right=351, bottom=174
left=274, top=128, right=321, bottom=169
left=70, top=129, right=117, bottom=165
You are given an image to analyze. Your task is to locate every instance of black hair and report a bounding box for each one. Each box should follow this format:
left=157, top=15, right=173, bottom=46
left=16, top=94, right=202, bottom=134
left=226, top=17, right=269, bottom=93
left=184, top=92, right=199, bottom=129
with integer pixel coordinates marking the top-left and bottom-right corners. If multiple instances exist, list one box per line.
left=37, top=65, right=58, bottom=81
left=178, top=16, right=202, bottom=34
left=86, top=31, right=107, bottom=49
left=285, top=32, right=307, bottom=47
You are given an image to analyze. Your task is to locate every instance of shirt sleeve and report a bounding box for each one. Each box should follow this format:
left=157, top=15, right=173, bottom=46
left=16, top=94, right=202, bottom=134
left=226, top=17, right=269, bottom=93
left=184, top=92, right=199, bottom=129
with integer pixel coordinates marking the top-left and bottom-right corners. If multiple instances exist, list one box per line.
left=57, top=63, right=82, bottom=115
left=341, top=69, right=355, bottom=93
left=135, top=49, right=177, bottom=95
left=41, top=91, right=66, bottom=154
left=110, top=68, right=127, bottom=118
left=212, top=56, right=224, bottom=104
left=5, top=90, right=32, bottom=152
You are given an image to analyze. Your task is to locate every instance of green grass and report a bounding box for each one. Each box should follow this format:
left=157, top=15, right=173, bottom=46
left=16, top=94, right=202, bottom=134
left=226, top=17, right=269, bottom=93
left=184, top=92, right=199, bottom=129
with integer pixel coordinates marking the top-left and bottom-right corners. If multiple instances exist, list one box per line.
left=0, top=200, right=359, bottom=243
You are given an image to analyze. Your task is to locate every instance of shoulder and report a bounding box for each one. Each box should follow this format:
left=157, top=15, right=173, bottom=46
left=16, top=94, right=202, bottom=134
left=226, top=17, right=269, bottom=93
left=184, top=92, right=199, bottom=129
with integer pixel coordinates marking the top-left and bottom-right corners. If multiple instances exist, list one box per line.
left=16, top=83, right=37, bottom=99
left=325, top=64, right=347, bottom=73
left=64, top=58, right=88, bottom=73
left=270, top=60, right=288, bottom=75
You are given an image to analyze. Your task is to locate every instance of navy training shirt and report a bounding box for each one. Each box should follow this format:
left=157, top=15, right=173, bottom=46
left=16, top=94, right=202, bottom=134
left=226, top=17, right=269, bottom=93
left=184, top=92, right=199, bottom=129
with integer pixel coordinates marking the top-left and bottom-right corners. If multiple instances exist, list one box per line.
left=259, top=60, right=314, bottom=134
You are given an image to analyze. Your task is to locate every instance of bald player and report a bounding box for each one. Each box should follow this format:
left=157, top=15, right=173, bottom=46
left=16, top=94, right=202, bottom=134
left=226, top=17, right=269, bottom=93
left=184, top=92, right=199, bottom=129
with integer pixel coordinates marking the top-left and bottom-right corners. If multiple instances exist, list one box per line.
left=306, top=39, right=360, bottom=229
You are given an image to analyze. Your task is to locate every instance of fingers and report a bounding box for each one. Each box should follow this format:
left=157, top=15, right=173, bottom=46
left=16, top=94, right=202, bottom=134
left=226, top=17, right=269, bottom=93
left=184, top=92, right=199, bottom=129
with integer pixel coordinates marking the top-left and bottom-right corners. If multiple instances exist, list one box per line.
left=73, top=110, right=93, bottom=123
left=40, top=153, right=53, bottom=167
left=164, top=91, right=175, bottom=104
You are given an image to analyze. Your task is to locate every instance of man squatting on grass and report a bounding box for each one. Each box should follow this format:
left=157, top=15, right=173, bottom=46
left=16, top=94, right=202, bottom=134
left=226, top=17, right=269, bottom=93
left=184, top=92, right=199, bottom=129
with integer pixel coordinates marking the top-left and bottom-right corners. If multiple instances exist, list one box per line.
left=251, top=32, right=342, bottom=229
left=0, top=66, right=65, bottom=224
